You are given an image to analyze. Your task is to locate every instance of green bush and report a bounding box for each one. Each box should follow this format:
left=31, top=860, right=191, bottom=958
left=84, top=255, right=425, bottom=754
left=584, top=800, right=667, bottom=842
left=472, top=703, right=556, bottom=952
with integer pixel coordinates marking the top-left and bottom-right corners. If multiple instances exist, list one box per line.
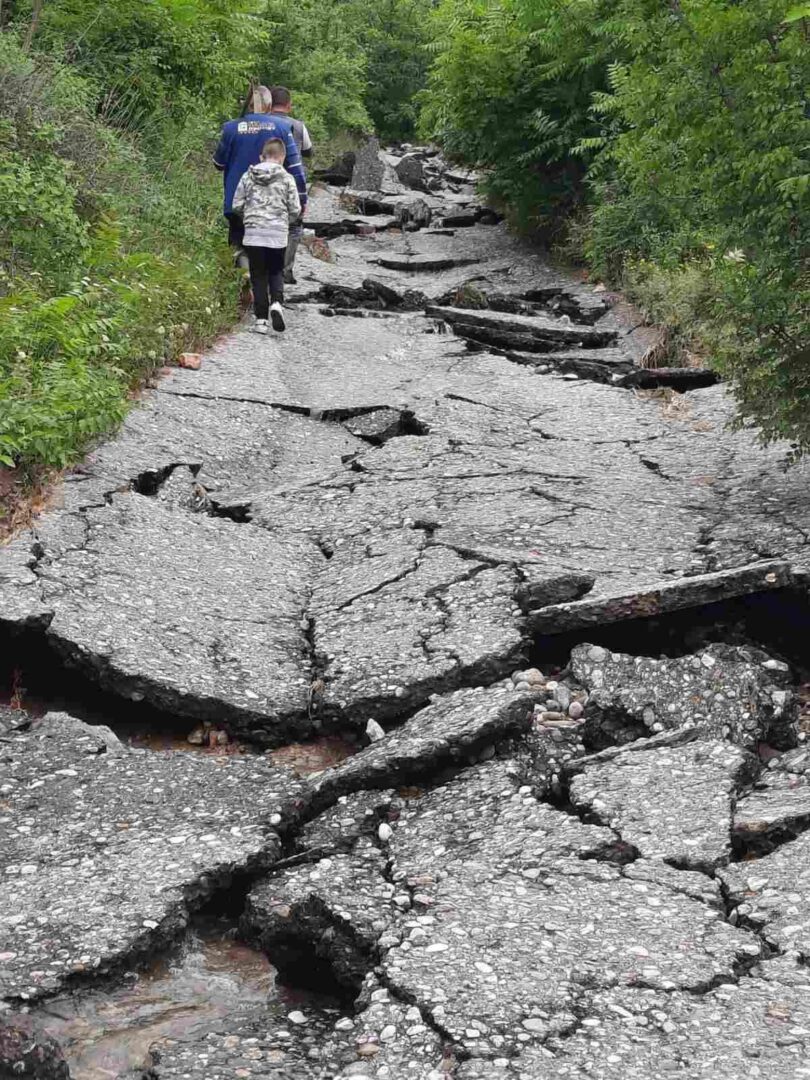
left=423, top=0, right=810, bottom=449
left=0, top=34, right=237, bottom=476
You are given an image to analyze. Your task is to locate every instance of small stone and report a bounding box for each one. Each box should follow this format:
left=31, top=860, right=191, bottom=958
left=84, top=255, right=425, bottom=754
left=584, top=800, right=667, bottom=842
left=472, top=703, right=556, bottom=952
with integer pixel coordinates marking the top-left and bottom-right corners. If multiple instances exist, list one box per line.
left=522, top=1018, right=546, bottom=1033
left=366, top=719, right=386, bottom=743
left=288, top=1011, right=308, bottom=1025
left=378, top=822, right=393, bottom=843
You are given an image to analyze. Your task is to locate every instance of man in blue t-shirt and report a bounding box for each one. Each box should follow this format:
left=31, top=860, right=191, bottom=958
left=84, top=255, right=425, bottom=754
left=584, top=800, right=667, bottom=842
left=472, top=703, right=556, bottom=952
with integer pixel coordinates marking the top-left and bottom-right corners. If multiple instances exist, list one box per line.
left=213, top=85, right=308, bottom=264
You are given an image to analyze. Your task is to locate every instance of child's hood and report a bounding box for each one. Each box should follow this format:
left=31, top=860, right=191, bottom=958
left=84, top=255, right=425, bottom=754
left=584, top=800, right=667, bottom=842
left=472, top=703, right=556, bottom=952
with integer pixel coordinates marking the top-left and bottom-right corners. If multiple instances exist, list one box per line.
left=248, top=161, right=288, bottom=186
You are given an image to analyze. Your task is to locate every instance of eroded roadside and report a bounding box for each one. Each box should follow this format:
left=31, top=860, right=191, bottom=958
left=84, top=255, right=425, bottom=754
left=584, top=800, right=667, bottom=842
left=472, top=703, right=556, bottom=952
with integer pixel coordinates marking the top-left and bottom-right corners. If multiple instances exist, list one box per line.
left=2, top=143, right=810, bottom=1079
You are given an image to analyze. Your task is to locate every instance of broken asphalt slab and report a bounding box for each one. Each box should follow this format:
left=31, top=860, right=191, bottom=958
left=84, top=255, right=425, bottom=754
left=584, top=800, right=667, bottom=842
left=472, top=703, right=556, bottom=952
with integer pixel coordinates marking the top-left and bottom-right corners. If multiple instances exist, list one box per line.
left=32, top=493, right=321, bottom=740
left=0, top=721, right=306, bottom=1002
left=569, top=737, right=757, bottom=870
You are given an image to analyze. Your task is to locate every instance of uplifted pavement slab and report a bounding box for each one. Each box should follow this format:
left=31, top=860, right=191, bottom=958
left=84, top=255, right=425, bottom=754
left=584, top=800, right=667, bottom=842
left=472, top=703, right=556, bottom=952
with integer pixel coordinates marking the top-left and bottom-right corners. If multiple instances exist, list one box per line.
left=734, top=770, right=810, bottom=848
left=381, top=759, right=614, bottom=894
left=34, top=493, right=320, bottom=740
left=313, top=682, right=536, bottom=800
left=720, top=830, right=810, bottom=958
left=82, top=386, right=361, bottom=498
left=569, top=737, right=757, bottom=870
left=426, top=304, right=618, bottom=349
left=0, top=722, right=306, bottom=1002
left=317, top=682, right=540, bottom=803
left=243, top=839, right=395, bottom=990
left=571, top=643, right=797, bottom=751
left=457, top=958, right=810, bottom=1079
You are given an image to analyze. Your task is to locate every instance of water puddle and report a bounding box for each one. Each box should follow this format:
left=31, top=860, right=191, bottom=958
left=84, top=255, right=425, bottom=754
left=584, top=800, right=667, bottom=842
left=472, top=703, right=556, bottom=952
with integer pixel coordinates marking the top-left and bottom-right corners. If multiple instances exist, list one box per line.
left=267, top=735, right=357, bottom=776
left=35, top=918, right=335, bottom=1080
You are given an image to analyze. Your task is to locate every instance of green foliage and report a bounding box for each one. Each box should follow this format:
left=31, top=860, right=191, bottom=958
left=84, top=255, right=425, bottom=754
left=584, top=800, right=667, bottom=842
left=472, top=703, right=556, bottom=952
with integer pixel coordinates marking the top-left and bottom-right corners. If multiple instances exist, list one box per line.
left=259, top=0, right=371, bottom=141
left=8, top=0, right=267, bottom=132
left=359, top=0, right=433, bottom=140
left=423, top=0, right=810, bottom=450
left=421, top=0, right=614, bottom=229
left=0, top=32, right=237, bottom=475
left=258, top=0, right=433, bottom=143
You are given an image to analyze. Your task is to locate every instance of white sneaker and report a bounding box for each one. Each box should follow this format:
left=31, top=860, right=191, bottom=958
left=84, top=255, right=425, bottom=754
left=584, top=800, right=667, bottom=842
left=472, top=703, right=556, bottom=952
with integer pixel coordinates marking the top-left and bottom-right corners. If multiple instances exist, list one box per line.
left=252, top=319, right=268, bottom=335
left=270, top=302, right=286, bottom=332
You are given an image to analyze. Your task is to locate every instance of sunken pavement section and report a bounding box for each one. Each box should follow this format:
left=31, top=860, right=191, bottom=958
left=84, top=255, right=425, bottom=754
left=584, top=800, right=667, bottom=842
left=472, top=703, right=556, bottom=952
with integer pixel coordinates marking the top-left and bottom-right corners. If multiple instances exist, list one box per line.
left=2, top=141, right=810, bottom=1078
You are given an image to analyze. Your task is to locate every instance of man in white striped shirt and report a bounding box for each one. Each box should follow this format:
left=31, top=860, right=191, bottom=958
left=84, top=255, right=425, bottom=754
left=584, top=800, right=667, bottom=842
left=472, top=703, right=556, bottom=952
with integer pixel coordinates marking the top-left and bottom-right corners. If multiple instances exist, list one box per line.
left=269, top=86, right=313, bottom=284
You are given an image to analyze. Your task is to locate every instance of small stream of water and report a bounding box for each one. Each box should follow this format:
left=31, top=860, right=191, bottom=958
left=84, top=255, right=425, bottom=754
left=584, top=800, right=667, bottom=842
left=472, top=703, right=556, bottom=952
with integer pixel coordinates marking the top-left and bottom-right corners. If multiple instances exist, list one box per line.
left=35, top=917, right=329, bottom=1080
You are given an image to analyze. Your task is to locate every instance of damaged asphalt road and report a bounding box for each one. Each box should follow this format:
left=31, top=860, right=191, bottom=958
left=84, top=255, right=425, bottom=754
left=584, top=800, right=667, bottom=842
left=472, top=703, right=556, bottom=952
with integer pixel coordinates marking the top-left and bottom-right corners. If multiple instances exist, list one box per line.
left=2, top=143, right=810, bottom=1078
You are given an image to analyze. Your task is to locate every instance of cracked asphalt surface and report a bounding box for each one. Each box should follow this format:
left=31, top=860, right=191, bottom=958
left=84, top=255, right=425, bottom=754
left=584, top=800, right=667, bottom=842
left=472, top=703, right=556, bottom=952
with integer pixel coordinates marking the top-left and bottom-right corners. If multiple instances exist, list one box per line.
left=2, top=145, right=810, bottom=1078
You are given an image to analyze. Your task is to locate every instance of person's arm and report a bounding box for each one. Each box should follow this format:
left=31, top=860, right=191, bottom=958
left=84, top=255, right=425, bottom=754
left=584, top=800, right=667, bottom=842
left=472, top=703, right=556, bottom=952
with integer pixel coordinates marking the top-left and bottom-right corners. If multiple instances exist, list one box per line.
left=231, top=174, right=248, bottom=215
left=300, top=123, right=313, bottom=160
left=286, top=175, right=302, bottom=222
left=213, top=125, right=230, bottom=172
left=282, top=126, right=308, bottom=210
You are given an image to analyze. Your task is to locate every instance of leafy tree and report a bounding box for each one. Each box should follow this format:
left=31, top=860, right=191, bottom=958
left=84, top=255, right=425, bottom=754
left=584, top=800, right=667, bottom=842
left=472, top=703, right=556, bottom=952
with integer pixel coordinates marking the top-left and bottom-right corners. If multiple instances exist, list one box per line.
left=422, top=0, right=614, bottom=228
left=258, top=0, right=370, bottom=141
left=357, top=0, right=433, bottom=141
left=422, top=0, right=810, bottom=449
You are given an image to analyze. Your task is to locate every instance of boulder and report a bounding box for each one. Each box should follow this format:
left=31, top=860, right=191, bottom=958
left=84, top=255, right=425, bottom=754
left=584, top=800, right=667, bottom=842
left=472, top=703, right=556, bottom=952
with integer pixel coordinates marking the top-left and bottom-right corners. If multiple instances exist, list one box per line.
left=395, top=154, right=426, bottom=190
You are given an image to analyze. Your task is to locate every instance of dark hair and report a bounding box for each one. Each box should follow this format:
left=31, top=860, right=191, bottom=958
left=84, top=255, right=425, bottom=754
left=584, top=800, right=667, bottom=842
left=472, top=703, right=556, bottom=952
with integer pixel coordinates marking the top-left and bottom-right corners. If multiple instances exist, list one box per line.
left=269, top=85, right=291, bottom=107
left=261, top=138, right=286, bottom=160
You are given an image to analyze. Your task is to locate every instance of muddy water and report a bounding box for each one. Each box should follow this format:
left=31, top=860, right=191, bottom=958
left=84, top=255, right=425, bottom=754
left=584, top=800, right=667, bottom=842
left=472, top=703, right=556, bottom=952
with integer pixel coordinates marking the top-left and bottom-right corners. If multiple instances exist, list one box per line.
left=36, top=919, right=298, bottom=1080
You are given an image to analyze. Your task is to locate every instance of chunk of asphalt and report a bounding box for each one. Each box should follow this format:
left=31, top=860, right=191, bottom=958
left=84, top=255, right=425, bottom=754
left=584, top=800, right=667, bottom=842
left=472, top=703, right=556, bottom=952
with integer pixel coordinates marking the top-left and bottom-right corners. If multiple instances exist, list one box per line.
left=720, top=830, right=810, bottom=957
left=36, top=493, right=320, bottom=743
left=569, top=737, right=758, bottom=870
left=0, top=724, right=307, bottom=1001
left=528, top=560, right=794, bottom=633
left=457, top=958, right=810, bottom=1078
left=572, top=642, right=797, bottom=752
left=733, top=769, right=810, bottom=848
left=295, top=789, right=400, bottom=858
left=243, top=839, right=395, bottom=992
left=32, top=710, right=124, bottom=755
left=312, top=683, right=537, bottom=801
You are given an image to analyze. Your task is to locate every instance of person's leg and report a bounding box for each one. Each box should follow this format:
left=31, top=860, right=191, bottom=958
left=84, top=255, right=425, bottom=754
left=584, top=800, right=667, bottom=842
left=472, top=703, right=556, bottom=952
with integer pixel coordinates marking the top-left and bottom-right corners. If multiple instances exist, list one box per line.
left=246, top=247, right=270, bottom=323
left=226, top=213, right=244, bottom=248
left=267, top=247, right=286, bottom=331
left=268, top=248, right=285, bottom=304
left=227, top=214, right=248, bottom=270
left=283, top=220, right=302, bottom=284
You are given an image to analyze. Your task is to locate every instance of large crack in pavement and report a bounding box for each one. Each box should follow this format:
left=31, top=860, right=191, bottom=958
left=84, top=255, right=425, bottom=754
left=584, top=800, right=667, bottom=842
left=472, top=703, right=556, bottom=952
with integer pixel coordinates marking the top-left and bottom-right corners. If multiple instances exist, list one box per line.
left=3, top=142, right=810, bottom=1079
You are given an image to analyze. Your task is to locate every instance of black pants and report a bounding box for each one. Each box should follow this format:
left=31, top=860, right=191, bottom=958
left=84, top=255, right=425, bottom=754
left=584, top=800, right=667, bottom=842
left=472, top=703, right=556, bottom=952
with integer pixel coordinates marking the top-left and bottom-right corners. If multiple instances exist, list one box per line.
left=246, top=246, right=285, bottom=320
left=226, top=212, right=245, bottom=249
